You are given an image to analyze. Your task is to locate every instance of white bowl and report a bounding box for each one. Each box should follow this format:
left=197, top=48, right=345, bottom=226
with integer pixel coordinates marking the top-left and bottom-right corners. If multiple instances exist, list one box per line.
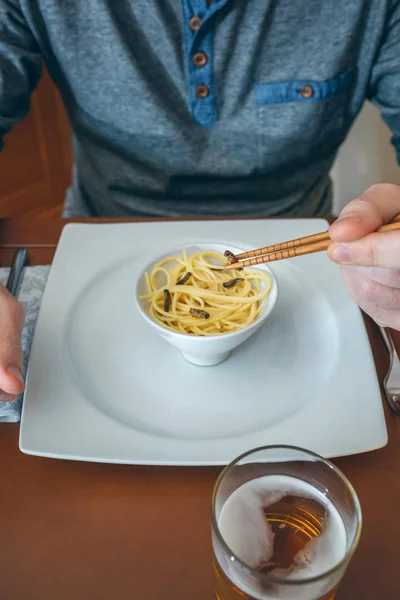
left=135, top=243, right=279, bottom=366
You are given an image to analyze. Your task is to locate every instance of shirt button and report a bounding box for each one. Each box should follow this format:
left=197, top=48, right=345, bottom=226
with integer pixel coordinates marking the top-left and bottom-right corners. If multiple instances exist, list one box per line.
left=196, top=84, right=210, bottom=98
left=189, top=16, right=201, bottom=31
left=193, top=52, right=208, bottom=67
left=299, top=84, right=314, bottom=99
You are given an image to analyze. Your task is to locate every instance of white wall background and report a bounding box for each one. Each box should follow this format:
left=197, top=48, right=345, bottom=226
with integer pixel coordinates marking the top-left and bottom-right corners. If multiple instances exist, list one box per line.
left=331, top=101, right=400, bottom=215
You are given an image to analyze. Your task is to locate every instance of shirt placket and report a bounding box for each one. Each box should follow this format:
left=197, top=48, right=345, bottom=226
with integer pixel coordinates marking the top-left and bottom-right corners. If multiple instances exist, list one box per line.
left=181, top=0, right=230, bottom=127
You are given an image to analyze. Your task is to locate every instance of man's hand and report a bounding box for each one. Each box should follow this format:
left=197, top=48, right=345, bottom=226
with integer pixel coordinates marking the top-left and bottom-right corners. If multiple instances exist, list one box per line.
left=0, top=285, right=25, bottom=401
left=328, top=183, right=400, bottom=331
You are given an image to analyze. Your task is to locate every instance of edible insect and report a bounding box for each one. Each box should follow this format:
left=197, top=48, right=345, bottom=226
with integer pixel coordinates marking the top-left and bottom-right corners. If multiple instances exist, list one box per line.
left=224, top=250, right=242, bottom=270
left=163, top=289, right=171, bottom=312
left=223, top=278, right=244, bottom=289
left=189, top=308, right=210, bottom=319
left=176, top=272, right=192, bottom=285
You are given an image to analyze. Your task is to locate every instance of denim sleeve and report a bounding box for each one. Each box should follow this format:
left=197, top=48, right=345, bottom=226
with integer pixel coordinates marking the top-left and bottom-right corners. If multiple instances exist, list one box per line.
left=0, top=0, right=42, bottom=149
left=368, top=0, right=400, bottom=164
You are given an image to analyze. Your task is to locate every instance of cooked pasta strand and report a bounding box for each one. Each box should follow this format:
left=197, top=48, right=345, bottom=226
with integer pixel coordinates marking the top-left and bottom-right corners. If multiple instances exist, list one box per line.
left=140, top=250, right=272, bottom=335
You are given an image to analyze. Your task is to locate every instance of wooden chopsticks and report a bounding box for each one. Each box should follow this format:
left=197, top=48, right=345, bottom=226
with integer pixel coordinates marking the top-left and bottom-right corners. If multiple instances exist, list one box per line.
left=224, top=214, right=400, bottom=269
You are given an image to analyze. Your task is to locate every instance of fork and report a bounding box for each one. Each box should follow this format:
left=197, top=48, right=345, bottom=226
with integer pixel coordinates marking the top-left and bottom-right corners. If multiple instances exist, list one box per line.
left=379, top=326, right=400, bottom=416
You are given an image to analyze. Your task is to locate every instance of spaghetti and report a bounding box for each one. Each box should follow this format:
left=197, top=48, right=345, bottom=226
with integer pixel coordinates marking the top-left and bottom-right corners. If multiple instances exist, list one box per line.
left=140, top=250, right=272, bottom=336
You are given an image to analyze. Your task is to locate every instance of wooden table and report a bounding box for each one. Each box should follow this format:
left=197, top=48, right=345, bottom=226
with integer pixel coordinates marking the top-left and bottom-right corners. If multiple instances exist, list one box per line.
left=0, top=219, right=399, bottom=600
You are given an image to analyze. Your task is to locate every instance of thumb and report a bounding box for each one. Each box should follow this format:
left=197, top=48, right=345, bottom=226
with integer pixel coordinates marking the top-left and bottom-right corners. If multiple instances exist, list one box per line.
left=328, top=230, right=400, bottom=268
left=0, top=286, right=25, bottom=399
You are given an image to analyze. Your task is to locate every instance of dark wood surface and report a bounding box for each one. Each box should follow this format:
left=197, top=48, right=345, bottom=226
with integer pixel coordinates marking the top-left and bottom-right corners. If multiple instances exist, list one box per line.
left=0, top=219, right=399, bottom=600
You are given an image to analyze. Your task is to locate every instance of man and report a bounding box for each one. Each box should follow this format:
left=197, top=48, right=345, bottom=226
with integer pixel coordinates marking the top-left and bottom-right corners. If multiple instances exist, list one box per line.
left=0, top=0, right=399, bottom=401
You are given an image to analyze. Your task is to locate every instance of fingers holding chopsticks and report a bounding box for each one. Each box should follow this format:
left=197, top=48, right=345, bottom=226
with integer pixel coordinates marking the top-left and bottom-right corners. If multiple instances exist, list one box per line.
left=329, top=184, right=400, bottom=242
left=328, top=183, right=400, bottom=330
left=328, top=184, right=400, bottom=268
left=328, top=230, right=400, bottom=268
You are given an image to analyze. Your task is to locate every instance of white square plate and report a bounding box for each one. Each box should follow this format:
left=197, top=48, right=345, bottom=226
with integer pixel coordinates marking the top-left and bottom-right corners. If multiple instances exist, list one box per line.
left=20, top=221, right=387, bottom=464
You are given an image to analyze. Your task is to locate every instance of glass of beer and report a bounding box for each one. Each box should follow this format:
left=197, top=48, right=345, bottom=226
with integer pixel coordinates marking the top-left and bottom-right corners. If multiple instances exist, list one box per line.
left=212, top=445, right=362, bottom=600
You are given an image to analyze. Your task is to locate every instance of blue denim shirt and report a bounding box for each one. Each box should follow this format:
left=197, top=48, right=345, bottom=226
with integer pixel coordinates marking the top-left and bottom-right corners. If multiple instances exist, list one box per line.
left=0, top=0, right=399, bottom=217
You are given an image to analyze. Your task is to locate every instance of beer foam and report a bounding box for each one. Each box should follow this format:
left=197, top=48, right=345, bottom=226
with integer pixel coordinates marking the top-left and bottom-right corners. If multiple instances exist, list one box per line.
left=218, top=478, right=283, bottom=568
left=218, top=475, right=347, bottom=581
left=285, top=494, right=346, bottom=581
